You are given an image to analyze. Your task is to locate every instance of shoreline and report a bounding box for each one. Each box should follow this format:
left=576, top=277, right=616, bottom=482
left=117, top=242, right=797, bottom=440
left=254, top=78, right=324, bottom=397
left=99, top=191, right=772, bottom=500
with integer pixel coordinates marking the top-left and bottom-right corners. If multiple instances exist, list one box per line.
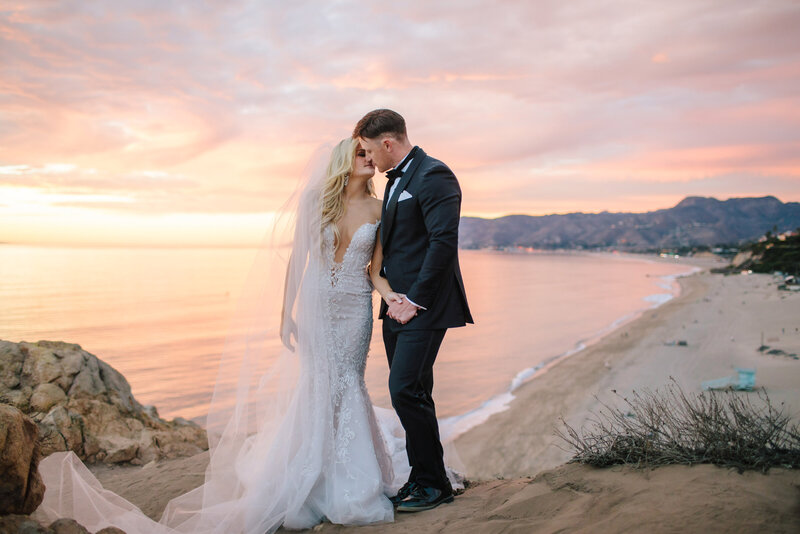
left=1, top=247, right=711, bottom=426
left=80, top=266, right=800, bottom=531
left=452, top=271, right=710, bottom=477
left=440, top=263, right=703, bottom=442
left=453, top=268, right=800, bottom=478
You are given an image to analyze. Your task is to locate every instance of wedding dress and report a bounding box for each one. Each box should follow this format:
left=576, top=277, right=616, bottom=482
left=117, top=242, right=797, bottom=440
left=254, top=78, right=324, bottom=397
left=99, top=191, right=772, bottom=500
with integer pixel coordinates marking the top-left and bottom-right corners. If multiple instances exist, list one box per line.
left=35, top=218, right=421, bottom=533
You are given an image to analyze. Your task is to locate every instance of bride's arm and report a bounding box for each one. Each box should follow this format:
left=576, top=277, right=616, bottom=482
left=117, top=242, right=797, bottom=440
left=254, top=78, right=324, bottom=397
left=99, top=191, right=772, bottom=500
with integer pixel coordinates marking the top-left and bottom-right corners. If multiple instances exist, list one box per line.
left=369, top=231, right=403, bottom=305
left=280, top=253, right=298, bottom=351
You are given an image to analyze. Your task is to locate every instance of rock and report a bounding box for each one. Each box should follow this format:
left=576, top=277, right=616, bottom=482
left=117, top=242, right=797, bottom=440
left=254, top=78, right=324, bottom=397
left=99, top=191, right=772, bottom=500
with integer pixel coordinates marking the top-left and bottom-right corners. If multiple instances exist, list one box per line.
left=21, top=346, right=63, bottom=387
left=730, top=250, right=754, bottom=268
left=0, top=515, right=104, bottom=534
left=0, top=514, right=50, bottom=533
left=142, top=405, right=159, bottom=419
left=101, top=438, right=138, bottom=464
left=49, top=518, right=90, bottom=534
left=0, top=404, right=45, bottom=515
left=2, top=386, right=33, bottom=411
left=38, top=406, right=83, bottom=457
left=0, top=341, right=25, bottom=389
left=67, top=356, right=104, bottom=398
left=30, top=383, right=67, bottom=413
left=0, top=339, right=207, bottom=466
left=95, top=360, right=138, bottom=413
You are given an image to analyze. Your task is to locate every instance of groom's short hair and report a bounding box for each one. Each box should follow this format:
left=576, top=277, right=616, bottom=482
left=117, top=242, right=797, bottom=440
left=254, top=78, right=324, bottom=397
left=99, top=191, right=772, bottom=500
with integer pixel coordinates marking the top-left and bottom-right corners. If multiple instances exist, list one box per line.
left=353, top=109, right=407, bottom=140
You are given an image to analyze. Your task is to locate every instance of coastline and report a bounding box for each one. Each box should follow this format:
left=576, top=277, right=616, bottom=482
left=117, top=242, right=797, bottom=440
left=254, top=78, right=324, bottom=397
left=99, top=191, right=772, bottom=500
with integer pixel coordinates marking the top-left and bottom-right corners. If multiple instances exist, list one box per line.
left=2, top=246, right=703, bottom=424
left=440, top=262, right=702, bottom=442
left=453, top=268, right=800, bottom=478
left=83, top=266, right=800, bottom=532
left=451, top=271, right=707, bottom=477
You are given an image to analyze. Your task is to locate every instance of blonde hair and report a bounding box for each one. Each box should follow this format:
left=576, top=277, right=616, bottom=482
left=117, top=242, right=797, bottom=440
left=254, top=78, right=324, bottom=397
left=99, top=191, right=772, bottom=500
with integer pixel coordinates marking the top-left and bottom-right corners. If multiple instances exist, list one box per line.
left=321, top=138, right=376, bottom=247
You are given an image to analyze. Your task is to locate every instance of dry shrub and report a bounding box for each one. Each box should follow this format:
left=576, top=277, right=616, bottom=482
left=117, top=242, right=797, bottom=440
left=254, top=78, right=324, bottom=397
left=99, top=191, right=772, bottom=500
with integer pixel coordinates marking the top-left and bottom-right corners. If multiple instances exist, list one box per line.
left=556, top=380, right=800, bottom=472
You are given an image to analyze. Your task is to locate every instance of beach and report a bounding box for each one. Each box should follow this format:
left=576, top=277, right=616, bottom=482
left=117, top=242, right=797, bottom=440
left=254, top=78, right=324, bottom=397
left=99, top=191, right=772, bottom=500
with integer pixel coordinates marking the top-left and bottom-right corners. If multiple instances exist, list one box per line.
left=85, top=268, right=800, bottom=532
left=455, top=269, right=800, bottom=478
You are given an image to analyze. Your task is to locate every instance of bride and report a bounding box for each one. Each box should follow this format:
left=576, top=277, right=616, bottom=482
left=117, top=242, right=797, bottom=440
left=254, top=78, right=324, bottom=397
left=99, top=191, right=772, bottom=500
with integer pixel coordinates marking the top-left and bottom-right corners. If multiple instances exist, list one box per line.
left=35, top=138, right=457, bottom=533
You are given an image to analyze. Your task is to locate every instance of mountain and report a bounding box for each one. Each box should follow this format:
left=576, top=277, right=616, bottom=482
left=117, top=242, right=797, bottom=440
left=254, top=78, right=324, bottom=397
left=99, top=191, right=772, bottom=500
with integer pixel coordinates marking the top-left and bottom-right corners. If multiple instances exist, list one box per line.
left=459, top=196, right=800, bottom=251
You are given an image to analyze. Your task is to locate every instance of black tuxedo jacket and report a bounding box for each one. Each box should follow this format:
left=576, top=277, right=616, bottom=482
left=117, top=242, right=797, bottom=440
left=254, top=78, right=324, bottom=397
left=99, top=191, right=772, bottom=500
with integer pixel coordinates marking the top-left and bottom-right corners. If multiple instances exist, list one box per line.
left=379, top=147, right=473, bottom=331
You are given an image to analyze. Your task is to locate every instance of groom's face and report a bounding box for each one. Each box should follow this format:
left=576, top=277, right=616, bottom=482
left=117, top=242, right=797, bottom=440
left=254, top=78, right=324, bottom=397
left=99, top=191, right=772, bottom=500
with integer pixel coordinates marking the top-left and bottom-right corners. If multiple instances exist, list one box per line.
left=359, top=135, right=393, bottom=173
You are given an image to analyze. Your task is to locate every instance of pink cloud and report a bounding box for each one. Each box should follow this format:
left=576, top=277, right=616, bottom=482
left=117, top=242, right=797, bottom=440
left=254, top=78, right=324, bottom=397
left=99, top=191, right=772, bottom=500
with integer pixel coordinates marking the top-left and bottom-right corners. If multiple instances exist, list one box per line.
left=0, top=0, right=798, bottom=241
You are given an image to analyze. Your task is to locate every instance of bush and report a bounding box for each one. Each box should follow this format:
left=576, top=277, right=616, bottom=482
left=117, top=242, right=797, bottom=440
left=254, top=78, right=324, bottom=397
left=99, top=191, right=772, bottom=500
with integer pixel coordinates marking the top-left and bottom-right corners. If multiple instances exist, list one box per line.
left=556, top=380, right=800, bottom=472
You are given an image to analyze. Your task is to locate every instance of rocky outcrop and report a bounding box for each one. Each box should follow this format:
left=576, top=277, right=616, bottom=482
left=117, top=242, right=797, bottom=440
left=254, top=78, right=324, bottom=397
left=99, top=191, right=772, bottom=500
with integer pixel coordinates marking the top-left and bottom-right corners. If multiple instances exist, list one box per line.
left=729, top=250, right=753, bottom=268
left=0, top=515, right=50, bottom=534
left=47, top=518, right=91, bottom=534
left=0, top=404, right=45, bottom=515
left=0, top=515, right=124, bottom=534
left=0, top=340, right=207, bottom=465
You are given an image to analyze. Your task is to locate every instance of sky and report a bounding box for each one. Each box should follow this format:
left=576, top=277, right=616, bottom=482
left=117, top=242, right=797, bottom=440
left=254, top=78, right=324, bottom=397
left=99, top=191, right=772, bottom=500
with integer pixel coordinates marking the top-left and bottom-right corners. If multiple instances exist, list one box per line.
left=1, top=0, right=799, bottom=246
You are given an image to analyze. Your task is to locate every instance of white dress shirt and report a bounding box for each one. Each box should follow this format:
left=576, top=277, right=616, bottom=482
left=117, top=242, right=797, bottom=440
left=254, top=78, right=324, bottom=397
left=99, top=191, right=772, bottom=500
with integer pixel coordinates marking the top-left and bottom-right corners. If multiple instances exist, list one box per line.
left=384, top=150, right=426, bottom=311
left=387, top=151, right=413, bottom=201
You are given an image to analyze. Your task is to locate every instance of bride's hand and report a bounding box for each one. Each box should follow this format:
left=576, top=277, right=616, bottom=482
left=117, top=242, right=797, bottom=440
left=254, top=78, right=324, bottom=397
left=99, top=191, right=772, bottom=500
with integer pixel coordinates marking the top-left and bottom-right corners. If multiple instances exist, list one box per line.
left=280, top=316, right=297, bottom=352
left=385, top=291, right=404, bottom=305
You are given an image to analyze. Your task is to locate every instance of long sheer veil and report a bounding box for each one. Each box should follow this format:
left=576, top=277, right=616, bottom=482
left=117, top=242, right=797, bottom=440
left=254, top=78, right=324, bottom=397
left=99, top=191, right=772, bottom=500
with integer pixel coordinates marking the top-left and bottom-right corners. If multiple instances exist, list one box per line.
left=34, top=143, right=463, bottom=534
left=34, top=144, right=364, bottom=533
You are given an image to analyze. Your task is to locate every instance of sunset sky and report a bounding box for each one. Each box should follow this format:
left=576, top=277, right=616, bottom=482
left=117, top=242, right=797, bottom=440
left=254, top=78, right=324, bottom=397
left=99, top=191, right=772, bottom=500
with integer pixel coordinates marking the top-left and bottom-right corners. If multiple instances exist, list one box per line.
left=2, top=1, right=799, bottom=246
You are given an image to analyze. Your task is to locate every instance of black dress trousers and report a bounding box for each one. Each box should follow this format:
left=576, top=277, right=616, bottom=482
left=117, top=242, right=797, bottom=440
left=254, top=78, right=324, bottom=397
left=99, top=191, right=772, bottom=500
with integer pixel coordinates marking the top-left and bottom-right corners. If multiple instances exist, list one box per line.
left=382, top=321, right=451, bottom=491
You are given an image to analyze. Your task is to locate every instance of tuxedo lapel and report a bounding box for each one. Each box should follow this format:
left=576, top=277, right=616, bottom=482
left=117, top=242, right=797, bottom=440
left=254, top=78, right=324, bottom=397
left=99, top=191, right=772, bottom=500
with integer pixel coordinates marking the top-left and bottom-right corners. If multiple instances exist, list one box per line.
left=381, top=176, right=393, bottom=227
left=381, top=147, right=426, bottom=248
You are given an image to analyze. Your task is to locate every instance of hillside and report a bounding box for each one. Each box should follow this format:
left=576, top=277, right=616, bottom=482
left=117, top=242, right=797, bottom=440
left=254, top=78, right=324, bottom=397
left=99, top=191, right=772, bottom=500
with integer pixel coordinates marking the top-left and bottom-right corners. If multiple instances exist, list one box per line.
left=460, top=196, right=800, bottom=251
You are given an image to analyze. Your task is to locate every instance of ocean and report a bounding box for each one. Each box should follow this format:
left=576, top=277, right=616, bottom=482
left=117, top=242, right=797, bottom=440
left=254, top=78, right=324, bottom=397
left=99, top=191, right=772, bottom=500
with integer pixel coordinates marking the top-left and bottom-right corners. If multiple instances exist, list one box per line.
left=0, top=245, right=693, bottom=435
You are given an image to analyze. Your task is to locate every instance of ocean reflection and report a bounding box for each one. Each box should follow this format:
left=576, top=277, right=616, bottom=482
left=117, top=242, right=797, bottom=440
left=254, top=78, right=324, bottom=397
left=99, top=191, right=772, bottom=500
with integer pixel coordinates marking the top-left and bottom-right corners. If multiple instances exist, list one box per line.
left=0, top=245, right=690, bottom=422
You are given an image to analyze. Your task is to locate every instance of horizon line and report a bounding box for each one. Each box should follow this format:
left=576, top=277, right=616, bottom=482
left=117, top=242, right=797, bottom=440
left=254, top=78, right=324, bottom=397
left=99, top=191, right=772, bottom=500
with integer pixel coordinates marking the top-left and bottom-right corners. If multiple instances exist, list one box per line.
left=2, top=194, right=794, bottom=248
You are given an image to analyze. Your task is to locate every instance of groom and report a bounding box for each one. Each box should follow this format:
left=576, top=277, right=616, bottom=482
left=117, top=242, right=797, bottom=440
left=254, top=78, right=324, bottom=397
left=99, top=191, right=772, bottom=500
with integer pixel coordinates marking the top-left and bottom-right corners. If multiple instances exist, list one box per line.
left=354, top=109, right=473, bottom=512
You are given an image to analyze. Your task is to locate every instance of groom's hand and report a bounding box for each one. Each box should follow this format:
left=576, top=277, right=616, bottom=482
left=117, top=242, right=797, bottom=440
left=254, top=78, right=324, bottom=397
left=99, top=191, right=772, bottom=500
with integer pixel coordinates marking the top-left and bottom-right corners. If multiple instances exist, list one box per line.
left=387, top=294, right=419, bottom=325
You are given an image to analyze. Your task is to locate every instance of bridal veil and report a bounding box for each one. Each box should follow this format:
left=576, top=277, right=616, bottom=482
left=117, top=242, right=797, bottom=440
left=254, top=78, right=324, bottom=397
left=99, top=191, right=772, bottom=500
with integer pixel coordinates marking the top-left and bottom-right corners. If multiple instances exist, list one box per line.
left=35, top=145, right=400, bottom=533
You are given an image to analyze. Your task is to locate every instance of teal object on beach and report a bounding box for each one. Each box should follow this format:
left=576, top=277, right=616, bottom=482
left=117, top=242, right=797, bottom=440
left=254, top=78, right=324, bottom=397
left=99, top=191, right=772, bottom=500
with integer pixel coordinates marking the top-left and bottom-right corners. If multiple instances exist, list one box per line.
left=701, top=368, right=756, bottom=391
left=734, top=367, right=756, bottom=390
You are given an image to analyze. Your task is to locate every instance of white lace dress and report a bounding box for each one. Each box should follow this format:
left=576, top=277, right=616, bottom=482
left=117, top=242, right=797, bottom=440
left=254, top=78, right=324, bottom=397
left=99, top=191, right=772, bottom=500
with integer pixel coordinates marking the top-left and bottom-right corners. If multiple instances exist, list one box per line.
left=179, top=219, right=400, bottom=531
left=302, top=219, right=396, bottom=524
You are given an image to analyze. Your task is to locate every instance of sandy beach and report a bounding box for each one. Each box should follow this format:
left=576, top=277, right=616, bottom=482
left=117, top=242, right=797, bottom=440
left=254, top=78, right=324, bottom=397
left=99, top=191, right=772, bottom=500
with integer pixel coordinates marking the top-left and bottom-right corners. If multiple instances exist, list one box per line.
left=455, top=269, right=800, bottom=478
left=88, top=268, right=800, bottom=532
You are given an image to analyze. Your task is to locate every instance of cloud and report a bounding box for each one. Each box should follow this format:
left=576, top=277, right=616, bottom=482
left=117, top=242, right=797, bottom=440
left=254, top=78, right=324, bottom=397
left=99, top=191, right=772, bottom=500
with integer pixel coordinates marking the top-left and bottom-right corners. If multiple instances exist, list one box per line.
left=1, top=0, right=799, bottom=243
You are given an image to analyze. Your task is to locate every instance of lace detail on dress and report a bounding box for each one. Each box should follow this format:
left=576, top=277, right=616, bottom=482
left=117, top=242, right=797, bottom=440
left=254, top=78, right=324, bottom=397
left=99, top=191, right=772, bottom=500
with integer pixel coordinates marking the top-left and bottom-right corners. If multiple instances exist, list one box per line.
left=324, top=221, right=378, bottom=292
left=319, top=221, right=393, bottom=486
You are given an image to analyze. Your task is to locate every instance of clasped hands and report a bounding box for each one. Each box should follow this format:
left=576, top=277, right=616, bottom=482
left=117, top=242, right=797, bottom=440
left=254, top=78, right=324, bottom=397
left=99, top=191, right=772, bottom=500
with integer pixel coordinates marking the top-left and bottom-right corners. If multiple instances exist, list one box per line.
left=385, top=292, right=419, bottom=324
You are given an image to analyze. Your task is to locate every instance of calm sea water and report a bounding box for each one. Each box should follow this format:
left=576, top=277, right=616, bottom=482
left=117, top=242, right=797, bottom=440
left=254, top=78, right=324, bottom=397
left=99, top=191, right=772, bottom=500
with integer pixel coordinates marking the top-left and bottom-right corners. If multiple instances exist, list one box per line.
left=0, top=245, right=691, bottom=427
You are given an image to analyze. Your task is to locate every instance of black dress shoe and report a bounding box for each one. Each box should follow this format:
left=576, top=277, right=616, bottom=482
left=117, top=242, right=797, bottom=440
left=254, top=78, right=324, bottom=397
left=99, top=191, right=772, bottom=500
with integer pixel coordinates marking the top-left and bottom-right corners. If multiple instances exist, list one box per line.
left=396, top=484, right=454, bottom=512
left=389, top=481, right=417, bottom=506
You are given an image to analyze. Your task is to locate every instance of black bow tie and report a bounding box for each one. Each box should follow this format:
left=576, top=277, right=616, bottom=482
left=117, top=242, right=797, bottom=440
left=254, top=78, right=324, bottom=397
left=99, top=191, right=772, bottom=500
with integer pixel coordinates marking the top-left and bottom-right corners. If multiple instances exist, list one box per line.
left=385, top=168, right=403, bottom=181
